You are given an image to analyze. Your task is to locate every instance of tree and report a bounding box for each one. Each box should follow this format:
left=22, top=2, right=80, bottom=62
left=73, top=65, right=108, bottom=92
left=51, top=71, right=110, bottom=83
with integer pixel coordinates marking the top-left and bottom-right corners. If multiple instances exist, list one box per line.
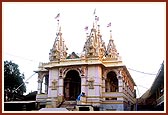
left=4, top=60, right=26, bottom=101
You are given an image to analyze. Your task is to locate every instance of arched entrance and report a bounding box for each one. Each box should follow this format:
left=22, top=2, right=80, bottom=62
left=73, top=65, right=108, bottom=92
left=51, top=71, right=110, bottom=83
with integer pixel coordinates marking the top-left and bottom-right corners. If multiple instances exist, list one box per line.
left=105, top=71, right=118, bottom=92
left=64, top=70, right=81, bottom=101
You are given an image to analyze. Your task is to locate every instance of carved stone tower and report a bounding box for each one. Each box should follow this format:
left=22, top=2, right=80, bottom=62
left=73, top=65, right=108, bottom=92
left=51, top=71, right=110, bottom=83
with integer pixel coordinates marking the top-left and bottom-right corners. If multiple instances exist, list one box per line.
left=49, top=27, right=68, bottom=61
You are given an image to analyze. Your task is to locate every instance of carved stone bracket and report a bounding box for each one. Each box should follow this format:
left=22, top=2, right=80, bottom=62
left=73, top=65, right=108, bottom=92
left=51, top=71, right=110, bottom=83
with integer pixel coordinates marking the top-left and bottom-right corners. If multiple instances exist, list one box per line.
left=38, top=77, right=43, bottom=83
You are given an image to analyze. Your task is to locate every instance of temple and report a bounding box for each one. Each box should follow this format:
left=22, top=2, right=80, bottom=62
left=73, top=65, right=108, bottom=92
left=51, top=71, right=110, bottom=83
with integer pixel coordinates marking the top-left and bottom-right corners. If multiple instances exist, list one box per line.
left=35, top=13, right=136, bottom=111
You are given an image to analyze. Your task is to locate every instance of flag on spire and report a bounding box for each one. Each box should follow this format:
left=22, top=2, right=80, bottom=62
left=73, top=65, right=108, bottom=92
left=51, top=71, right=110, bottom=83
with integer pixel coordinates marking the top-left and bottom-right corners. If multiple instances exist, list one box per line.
left=107, top=22, right=111, bottom=27
left=93, top=8, right=96, bottom=15
left=55, top=13, right=60, bottom=19
left=84, top=26, right=88, bottom=31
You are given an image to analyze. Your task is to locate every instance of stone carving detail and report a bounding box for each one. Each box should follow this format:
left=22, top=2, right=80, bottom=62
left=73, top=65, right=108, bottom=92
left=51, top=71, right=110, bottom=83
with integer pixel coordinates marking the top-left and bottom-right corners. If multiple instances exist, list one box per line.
left=83, top=25, right=106, bottom=59
left=106, top=39, right=119, bottom=60
left=99, top=41, right=106, bottom=58
left=87, top=77, right=94, bottom=89
left=51, top=79, right=57, bottom=90
left=38, top=77, right=43, bottom=83
left=83, top=37, right=96, bottom=57
left=62, top=66, right=85, bottom=78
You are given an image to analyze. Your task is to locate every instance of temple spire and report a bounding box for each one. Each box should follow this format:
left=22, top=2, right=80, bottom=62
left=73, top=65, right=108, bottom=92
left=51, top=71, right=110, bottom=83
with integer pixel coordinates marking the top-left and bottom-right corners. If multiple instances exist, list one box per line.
left=82, top=11, right=106, bottom=59
left=49, top=14, right=68, bottom=61
left=106, top=29, right=119, bottom=60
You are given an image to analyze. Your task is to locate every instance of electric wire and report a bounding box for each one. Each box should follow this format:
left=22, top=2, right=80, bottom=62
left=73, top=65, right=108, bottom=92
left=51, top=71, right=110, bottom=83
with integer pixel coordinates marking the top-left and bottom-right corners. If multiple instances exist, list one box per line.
left=128, top=68, right=156, bottom=75
left=4, top=52, right=157, bottom=94
left=5, top=52, right=157, bottom=76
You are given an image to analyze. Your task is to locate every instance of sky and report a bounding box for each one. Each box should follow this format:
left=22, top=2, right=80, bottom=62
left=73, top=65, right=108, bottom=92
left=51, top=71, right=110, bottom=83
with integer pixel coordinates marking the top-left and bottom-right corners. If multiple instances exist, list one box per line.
left=2, top=2, right=165, bottom=97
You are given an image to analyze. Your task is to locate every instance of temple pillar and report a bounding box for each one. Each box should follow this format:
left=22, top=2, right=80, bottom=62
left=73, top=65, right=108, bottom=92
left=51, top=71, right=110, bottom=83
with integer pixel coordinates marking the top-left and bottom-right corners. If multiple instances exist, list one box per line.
left=44, top=76, right=48, bottom=94
left=58, top=77, right=64, bottom=103
left=81, top=75, right=86, bottom=93
left=65, top=80, right=70, bottom=100
left=118, top=76, right=123, bottom=92
left=37, top=78, right=43, bottom=94
left=44, top=83, right=48, bottom=94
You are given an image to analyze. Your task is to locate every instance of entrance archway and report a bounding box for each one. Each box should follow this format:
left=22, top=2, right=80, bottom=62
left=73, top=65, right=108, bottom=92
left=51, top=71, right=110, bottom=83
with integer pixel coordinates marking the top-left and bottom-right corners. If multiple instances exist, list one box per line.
left=64, top=70, right=81, bottom=101
left=105, top=71, right=118, bottom=92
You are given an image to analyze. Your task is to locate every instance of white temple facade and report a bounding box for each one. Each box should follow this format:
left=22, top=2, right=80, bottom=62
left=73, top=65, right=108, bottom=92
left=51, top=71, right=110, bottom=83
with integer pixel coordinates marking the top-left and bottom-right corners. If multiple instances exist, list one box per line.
left=35, top=15, right=136, bottom=111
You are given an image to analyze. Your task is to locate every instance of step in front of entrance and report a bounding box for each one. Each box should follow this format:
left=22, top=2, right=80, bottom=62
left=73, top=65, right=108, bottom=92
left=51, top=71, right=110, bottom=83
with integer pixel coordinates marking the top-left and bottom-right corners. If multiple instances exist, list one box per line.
left=59, top=101, right=77, bottom=111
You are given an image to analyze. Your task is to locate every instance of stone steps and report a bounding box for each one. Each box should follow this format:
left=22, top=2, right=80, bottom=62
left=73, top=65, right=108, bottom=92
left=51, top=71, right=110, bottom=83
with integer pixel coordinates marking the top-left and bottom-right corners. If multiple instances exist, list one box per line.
left=59, top=101, right=77, bottom=111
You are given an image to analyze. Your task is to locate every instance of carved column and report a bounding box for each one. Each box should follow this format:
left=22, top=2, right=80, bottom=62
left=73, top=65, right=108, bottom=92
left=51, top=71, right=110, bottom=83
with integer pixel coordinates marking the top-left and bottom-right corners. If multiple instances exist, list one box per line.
left=106, top=79, right=110, bottom=92
left=118, top=76, right=123, bottom=92
left=81, top=66, right=86, bottom=93
left=44, top=76, right=48, bottom=94
left=58, top=68, right=64, bottom=98
left=101, top=77, right=106, bottom=101
left=44, top=83, right=47, bottom=94
left=58, top=77, right=64, bottom=103
left=65, top=79, right=70, bottom=100
left=37, top=78, right=43, bottom=94
left=102, top=77, right=105, bottom=93
left=81, top=75, right=86, bottom=94
left=117, top=68, right=124, bottom=92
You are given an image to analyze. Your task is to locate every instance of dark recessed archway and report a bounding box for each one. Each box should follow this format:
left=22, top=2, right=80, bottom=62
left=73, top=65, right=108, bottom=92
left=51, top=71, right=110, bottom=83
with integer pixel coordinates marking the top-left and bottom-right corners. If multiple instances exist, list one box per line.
left=105, top=71, right=118, bottom=92
left=64, top=70, right=81, bottom=101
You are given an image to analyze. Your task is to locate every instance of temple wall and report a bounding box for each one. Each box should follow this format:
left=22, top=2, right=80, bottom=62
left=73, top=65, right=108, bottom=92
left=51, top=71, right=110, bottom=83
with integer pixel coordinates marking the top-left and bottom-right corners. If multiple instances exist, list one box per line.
left=48, top=68, right=59, bottom=98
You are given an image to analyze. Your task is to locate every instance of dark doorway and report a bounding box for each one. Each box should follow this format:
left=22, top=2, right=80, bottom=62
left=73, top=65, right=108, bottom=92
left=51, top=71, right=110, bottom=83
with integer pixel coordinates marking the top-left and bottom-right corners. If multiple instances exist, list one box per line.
left=64, top=70, right=81, bottom=101
left=105, top=71, right=118, bottom=92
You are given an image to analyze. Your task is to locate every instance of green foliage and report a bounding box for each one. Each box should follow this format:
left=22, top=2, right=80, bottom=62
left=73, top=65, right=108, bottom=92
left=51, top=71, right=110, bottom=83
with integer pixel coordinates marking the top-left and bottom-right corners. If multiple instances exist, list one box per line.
left=4, top=60, right=26, bottom=95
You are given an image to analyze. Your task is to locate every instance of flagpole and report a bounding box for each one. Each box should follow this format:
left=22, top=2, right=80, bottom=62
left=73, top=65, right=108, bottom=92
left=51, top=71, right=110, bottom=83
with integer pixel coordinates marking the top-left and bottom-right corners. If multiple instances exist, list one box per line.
left=95, top=16, right=97, bottom=28
left=93, top=8, right=96, bottom=28
left=57, top=19, right=59, bottom=34
left=110, top=30, right=112, bottom=40
left=55, top=13, right=60, bottom=35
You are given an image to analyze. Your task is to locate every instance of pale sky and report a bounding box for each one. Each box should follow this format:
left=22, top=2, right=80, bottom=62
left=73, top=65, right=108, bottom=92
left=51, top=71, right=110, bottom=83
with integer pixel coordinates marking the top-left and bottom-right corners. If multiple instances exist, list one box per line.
left=2, top=2, right=165, bottom=97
